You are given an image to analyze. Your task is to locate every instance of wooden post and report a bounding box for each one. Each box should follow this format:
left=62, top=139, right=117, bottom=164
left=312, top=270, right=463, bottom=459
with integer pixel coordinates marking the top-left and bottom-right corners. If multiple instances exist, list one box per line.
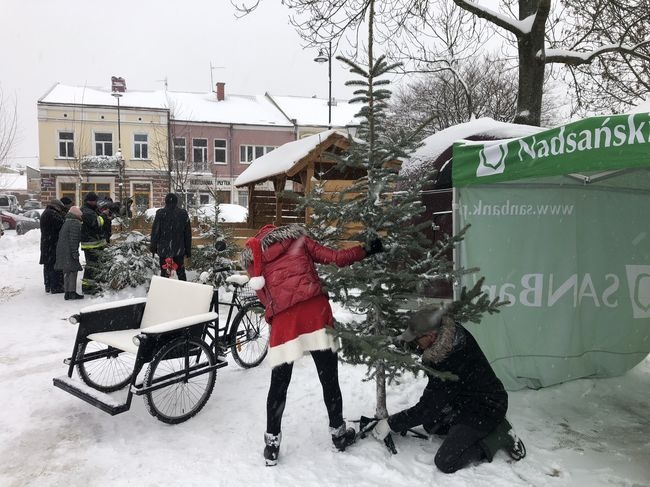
left=247, top=184, right=255, bottom=227
left=303, top=162, right=314, bottom=224
left=273, top=176, right=286, bottom=225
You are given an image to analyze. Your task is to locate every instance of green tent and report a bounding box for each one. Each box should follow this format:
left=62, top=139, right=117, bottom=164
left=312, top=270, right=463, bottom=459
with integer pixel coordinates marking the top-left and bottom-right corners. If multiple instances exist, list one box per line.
left=452, top=112, right=650, bottom=390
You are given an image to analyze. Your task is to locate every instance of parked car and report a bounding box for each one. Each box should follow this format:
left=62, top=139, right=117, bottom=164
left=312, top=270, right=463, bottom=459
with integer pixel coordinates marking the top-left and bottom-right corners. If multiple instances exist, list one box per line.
left=16, top=209, right=44, bottom=235
left=0, top=194, right=20, bottom=213
left=0, top=210, right=34, bottom=231
left=22, top=199, right=42, bottom=211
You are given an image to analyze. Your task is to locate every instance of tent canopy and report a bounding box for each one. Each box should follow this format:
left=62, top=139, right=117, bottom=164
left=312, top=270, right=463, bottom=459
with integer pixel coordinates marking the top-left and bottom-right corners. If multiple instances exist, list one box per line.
left=451, top=112, right=650, bottom=390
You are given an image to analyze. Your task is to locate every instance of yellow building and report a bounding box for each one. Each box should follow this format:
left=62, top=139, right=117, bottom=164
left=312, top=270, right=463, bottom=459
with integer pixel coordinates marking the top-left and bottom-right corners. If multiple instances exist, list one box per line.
left=38, top=81, right=171, bottom=211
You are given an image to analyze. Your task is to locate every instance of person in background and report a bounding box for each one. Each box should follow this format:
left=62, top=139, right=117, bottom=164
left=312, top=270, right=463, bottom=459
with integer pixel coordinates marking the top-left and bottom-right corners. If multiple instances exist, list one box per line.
left=79, top=192, right=107, bottom=294
left=150, top=193, right=192, bottom=281
left=60, top=196, right=74, bottom=211
left=55, top=205, right=84, bottom=300
left=369, top=307, right=526, bottom=474
left=97, top=198, right=114, bottom=244
left=39, top=199, right=67, bottom=294
left=240, top=223, right=384, bottom=466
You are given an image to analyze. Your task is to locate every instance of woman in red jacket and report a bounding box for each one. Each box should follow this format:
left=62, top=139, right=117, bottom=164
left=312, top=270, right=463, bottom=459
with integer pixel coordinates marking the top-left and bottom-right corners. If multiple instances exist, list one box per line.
left=241, top=224, right=382, bottom=466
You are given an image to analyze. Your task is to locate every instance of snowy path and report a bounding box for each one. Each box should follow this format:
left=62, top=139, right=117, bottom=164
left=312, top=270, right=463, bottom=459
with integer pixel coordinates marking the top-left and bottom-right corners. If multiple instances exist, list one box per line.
left=1, top=230, right=648, bottom=487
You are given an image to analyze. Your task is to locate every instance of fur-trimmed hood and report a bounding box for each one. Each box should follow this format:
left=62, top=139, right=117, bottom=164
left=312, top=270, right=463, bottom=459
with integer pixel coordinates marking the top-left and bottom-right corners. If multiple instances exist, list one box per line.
left=422, top=316, right=465, bottom=365
left=240, top=224, right=310, bottom=269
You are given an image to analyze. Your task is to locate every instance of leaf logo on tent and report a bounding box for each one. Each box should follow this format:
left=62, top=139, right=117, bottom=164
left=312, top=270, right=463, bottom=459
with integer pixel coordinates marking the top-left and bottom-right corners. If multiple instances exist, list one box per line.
left=625, top=265, right=650, bottom=318
left=477, top=143, right=508, bottom=178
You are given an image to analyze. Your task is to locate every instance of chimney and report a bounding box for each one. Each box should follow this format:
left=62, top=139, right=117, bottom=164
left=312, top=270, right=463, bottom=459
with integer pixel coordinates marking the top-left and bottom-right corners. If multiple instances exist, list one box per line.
left=111, top=76, right=126, bottom=93
left=215, top=82, right=225, bottom=101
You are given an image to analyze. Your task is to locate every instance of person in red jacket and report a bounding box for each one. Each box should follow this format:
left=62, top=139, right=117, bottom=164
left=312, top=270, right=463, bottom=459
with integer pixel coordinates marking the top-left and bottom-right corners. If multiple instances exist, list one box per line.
left=241, top=223, right=383, bottom=466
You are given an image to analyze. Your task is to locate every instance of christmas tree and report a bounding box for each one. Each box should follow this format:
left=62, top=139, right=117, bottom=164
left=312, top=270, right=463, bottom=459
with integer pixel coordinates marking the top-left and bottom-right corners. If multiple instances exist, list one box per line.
left=94, top=231, right=158, bottom=291
left=304, top=2, right=504, bottom=418
left=190, top=202, right=238, bottom=287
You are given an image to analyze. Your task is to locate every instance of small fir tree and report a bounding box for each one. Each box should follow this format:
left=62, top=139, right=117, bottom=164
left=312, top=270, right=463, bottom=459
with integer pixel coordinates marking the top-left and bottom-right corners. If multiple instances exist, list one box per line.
left=94, top=231, right=158, bottom=291
left=303, top=1, right=504, bottom=418
left=190, top=203, right=238, bottom=287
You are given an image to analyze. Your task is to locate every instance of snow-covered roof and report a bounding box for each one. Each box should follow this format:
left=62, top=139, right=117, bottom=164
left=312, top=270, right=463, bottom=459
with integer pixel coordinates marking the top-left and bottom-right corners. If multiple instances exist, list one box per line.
left=0, top=172, right=27, bottom=191
left=235, top=129, right=348, bottom=187
left=267, top=94, right=360, bottom=128
left=40, top=83, right=293, bottom=127
left=402, top=117, right=545, bottom=176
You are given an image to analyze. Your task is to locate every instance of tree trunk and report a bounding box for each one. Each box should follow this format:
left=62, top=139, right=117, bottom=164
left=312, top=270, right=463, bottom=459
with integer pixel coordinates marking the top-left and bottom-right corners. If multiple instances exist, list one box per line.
left=514, top=0, right=549, bottom=126
left=375, top=362, right=388, bottom=418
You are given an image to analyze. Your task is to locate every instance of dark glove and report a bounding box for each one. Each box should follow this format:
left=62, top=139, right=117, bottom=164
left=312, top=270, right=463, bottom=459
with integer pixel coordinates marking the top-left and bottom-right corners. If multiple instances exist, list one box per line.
left=364, top=238, right=384, bottom=256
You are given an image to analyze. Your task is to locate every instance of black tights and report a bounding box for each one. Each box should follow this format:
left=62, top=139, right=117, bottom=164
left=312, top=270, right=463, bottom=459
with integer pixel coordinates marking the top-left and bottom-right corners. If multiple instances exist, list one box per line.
left=266, top=349, right=343, bottom=435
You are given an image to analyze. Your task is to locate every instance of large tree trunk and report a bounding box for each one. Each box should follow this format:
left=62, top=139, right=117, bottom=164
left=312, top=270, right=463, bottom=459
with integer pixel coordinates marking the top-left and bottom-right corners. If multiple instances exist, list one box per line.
left=514, top=0, right=550, bottom=126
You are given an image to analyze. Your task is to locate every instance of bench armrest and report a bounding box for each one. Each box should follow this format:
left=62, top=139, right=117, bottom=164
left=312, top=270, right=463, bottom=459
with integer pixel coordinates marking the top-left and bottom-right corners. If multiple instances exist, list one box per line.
left=140, top=312, right=218, bottom=335
left=76, top=298, right=147, bottom=337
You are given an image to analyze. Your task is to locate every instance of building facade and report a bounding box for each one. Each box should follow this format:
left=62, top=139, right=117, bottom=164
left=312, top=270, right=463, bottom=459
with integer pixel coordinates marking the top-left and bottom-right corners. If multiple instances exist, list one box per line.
left=37, top=79, right=356, bottom=212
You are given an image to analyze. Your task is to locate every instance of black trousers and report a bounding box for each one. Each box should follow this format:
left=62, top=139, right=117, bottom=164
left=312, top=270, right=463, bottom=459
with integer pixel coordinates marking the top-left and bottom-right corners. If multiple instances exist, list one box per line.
left=158, top=255, right=186, bottom=281
left=266, top=349, right=343, bottom=435
left=43, top=263, right=63, bottom=292
left=434, top=424, right=489, bottom=474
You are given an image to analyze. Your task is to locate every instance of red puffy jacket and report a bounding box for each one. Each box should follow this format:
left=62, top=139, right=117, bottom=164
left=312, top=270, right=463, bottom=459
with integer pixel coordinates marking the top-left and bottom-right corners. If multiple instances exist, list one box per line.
left=241, top=224, right=366, bottom=321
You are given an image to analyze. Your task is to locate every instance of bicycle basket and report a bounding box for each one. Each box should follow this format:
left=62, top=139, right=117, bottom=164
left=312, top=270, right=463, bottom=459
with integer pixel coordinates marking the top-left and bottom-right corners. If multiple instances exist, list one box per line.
left=238, top=283, right=259, bottom=303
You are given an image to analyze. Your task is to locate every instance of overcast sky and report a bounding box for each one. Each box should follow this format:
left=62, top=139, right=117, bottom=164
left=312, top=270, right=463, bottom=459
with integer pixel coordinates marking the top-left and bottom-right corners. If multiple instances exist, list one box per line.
left=0, top=0, right=365, bottom=166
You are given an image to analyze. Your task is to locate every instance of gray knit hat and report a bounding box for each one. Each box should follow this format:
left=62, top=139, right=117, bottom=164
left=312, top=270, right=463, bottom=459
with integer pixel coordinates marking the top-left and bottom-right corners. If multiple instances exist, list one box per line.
left=397, top=305, right=450, bottom=342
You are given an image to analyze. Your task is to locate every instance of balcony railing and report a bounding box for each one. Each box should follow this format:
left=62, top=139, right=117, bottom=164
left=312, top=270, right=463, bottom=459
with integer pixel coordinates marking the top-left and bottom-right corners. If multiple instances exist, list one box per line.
left=192, top=162, right=210, bottom=173
left=80, top=155, right=123, bottom=171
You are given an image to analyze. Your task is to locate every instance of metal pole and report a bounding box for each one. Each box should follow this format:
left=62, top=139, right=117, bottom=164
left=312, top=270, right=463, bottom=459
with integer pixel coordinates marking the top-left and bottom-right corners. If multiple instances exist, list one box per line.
left=116, top=97, right=123, bottom=203
left=328, top=40, right=332, bottom=129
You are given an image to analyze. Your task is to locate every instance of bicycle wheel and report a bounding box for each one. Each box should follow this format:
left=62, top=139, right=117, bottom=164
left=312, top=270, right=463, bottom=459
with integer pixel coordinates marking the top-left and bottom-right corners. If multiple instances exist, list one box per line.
left=143, top=337, right=216, bottom=424
left=230, top=301, right=269, bottom=369
left=76, top=341, right=135, bottom=392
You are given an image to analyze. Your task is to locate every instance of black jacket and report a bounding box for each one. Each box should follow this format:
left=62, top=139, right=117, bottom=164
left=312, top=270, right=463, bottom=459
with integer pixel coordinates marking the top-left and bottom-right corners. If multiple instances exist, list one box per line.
left=150, top=204, right=192, bottom=259
left=39, top=204, right=65, bottom=266
left=388, top=325, right=508, bottom=434
left=80, top=203, right=105, bottom=248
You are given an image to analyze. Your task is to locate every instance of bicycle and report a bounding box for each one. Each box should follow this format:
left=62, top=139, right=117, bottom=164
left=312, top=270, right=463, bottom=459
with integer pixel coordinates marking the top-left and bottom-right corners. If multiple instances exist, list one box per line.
left=205, top=266, right=270, bottom=369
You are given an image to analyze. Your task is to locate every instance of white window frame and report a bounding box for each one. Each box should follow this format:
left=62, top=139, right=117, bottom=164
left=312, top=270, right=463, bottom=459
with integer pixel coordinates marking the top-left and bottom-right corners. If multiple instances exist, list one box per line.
left=193, top=138, right=208, bottom=163
left=57, top=131, right=75, bottom=159
left=239, top=144, right=276, bottom=164
left=214, top=139, right=227, bottom=164
left=94, top=132, right=113, bottom=156
left=133, top=133, right=149, bottom=160
left=173, top=137, right=186, bottom=162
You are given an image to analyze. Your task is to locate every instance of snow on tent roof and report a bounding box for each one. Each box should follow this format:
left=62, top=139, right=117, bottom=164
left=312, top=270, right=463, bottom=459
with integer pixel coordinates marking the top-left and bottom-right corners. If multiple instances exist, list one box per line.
left=40, top=84, right=293, bottom=126
left=234, top=129, right=348, bottom=187
left=267, top=94, right=360, bottom=127
left=401, top=117, right=545, bottom=177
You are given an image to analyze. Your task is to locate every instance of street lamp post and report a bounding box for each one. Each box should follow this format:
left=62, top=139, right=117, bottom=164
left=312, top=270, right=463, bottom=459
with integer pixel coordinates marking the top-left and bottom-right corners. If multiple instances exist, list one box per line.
left=111, top=91, right=124, bottom=203
left=314, top=40, right=332, bottom=129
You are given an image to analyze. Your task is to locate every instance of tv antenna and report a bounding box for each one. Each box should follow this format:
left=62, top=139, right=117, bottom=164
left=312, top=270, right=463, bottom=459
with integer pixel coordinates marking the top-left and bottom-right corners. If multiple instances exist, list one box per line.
left=156, top=77, right=168, bottom=91
left=210, top=62, right=225, bottom=91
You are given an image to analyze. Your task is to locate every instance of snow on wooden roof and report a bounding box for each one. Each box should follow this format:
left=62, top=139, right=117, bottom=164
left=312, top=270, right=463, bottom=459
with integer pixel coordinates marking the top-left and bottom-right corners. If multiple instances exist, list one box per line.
left=234, top=129, right=349, bottom=187
left=39, top=83, right=293, bottom=127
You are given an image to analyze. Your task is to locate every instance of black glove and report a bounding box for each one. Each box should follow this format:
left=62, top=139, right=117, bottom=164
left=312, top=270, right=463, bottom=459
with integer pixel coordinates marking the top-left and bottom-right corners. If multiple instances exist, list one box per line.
left=364, top=238, right=384, bottom=256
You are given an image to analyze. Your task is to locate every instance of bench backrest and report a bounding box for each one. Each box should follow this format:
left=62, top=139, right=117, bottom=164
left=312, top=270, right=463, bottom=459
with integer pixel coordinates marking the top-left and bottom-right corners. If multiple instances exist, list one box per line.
left=140, top=276, right=214, bottom=329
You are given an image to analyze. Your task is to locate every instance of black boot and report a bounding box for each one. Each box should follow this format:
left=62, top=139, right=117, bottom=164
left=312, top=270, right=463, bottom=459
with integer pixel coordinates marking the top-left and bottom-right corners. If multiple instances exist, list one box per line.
left=480, top=418, right=526, bottom=461
left=331, top=422, right=356, bottom=451
left=71, top=292, right=84, bottom=300
left=263, top=432, right=281, bottom=466
left=64, top=292, right=71, bottom=300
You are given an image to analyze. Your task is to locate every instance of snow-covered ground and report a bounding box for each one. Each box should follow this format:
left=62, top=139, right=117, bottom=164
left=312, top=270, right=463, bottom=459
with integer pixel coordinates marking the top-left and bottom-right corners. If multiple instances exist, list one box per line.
left=1, top=230, right=648, bottom=487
